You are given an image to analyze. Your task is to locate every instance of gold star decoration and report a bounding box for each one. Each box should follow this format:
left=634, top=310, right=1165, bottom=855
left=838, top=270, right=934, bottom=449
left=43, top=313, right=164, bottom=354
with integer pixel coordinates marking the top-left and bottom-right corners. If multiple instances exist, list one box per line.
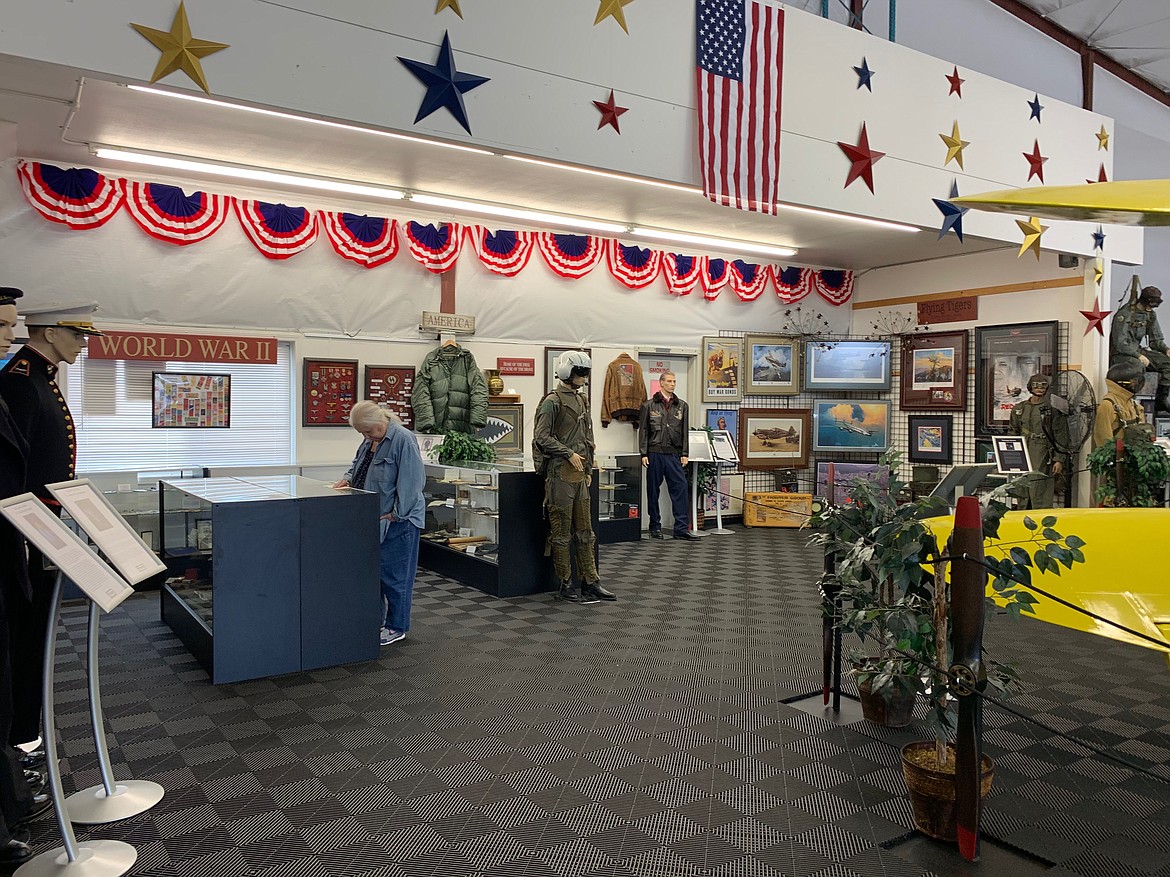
left=1096, top=125, right=1109, bottom=151
left=1016, top=216, right=1048, bottom=260
left=1093, top=257, right=1104, bottom=286
left=435, top=0, right=463, bottom=18
left=131, top=2, right=229, bottom=95
left=939, top=121, right=970, bottom=170
left=594, top=0, right=635, bottom=34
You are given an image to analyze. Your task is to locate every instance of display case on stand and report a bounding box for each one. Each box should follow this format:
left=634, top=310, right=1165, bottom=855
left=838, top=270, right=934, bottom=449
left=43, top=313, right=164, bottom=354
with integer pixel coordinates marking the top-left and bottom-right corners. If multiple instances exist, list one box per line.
left=159, top=475, right=379, bottom=684
left=595, top=453, right=642, bottom=543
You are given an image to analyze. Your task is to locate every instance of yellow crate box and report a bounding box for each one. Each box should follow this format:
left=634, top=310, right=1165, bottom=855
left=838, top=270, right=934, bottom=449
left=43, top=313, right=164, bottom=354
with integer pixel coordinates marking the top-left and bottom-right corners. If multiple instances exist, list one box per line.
left=743, top=492, right=812, bottom=528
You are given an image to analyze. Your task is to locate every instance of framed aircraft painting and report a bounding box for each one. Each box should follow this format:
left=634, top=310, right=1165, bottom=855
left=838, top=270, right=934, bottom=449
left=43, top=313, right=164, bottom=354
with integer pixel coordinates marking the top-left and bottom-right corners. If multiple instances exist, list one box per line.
left=738, top=407, right=810, bottom=469
left=744, top=335, right=801, bottom=395
left=803, top=340, right=891, bottom=392
left=900, top=330, right=968, bottom=410
left=812, top=399, right=890, bottom=453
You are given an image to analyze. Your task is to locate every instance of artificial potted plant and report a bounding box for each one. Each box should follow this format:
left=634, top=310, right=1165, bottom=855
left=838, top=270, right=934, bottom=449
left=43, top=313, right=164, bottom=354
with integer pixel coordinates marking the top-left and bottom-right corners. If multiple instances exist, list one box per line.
left=1087, top=432, right=1170, bottom=507
left=434, top=430, right=496, bottom=465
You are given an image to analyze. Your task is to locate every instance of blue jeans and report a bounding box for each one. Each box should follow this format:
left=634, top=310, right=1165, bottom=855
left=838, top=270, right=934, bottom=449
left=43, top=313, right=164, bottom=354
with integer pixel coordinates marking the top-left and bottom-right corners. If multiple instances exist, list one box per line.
left=646, top=453, right=690, bottom=535
left=380, top=519, right=420, bottom=632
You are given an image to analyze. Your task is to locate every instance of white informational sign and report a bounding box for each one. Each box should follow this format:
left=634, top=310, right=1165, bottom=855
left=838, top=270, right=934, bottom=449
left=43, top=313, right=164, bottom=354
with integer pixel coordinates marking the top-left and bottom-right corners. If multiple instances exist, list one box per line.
left=688, top=428, right=714, bottom=462
left=0, top=494, right=135, bottom=613
left=47, top=480, right=167, bottom=586
left=415, top=434, right=444, bottom=460
left=710, top=430, right=740, bottom=463
left=992, top=436, right=1034, bottom=475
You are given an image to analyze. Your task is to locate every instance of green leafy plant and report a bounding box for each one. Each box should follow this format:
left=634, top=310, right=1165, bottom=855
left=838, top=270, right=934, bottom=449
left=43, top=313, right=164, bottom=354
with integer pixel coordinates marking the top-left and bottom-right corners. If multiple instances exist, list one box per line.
left=808, top=450, right=1086, bottom=762
left=1087, top=434, right=1170, bottom=507
left=434, top=430, right=496, bottom=464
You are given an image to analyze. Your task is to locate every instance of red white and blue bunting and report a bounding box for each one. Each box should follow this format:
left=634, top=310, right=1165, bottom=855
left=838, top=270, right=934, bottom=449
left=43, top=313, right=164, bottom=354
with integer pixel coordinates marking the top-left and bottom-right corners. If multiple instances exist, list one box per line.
left=404, top=221, right=461, bottom=273
left=234, top=200, right=319, bottom=260
left=466, top=226, right=534, bottom=277
left=606, top=240, right=662, bottom=289
left=15, top=163, right=855, bottom=305
left=321, top=213, right=399, bottom=269
left=124, top=181, right=229, bottom=245
left=17, top=160, right=124, bottom=230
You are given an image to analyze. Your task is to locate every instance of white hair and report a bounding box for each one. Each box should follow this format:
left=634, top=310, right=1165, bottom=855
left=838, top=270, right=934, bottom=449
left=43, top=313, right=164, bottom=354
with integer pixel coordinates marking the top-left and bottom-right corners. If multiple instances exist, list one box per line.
left=349, top=400, right=401, bottom=430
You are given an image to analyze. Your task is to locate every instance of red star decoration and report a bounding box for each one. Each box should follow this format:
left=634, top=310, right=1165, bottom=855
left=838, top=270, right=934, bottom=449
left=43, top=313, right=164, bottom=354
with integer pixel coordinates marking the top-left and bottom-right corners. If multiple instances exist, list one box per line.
left=945, top=66, right=965, bottom=97
left=1080, top=297, right=1111, bottom=336
left=1087, top=163, right=1108, bottom=184
left=837, top=123, right=885, bottom=193
left=593, top=89, right=628, bottom=133
left=1023, top=139, right=1047, bottom=182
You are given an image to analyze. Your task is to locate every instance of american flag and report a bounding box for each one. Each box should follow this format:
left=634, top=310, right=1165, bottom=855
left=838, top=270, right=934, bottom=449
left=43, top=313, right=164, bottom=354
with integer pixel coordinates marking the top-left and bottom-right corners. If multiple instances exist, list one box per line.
left=696, top=0, right=784, bottom=214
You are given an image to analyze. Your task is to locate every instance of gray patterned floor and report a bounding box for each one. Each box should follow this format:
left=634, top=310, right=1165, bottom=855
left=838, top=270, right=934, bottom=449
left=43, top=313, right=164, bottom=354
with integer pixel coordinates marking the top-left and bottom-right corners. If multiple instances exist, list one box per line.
left=22, top=526, right=1170, bottom=876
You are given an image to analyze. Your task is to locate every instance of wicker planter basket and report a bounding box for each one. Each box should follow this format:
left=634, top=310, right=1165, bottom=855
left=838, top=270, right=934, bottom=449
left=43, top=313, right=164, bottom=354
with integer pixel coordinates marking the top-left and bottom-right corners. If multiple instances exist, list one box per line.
left=901, top=741, right=995, bottom=842
left=856, top=675, right=916, bottom=728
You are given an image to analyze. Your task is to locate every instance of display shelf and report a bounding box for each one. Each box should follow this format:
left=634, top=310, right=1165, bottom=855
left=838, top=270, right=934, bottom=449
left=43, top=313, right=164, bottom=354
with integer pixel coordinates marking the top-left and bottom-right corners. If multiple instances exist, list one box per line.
left=595, top=453, right=642, bottom=544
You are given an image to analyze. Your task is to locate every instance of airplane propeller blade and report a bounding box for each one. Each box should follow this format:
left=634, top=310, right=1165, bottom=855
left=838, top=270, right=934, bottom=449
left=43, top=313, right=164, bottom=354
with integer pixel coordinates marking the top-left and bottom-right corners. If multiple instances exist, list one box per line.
left=950, top=179, right=1170, bottom=226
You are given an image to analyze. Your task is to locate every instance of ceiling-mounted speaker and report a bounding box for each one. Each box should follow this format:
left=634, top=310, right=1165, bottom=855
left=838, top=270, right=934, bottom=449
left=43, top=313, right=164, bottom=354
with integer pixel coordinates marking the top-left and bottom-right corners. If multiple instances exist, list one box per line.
left=1058, top=253, right=1080, bottom=269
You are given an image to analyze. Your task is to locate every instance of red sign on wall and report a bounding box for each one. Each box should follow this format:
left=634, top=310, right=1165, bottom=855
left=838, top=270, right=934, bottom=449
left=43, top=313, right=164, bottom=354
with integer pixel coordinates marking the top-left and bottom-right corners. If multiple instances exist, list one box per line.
left=89, top=331, right=278, bottom=364
left=497, top=357, right=536, bottom=376
left=917, top=297, right=978, bottom=325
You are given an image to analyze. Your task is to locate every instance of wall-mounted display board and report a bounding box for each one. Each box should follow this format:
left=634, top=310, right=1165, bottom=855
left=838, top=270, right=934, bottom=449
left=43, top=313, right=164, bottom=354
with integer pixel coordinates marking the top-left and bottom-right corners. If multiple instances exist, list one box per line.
left=303, top=358, right=358, bottom=426
left=364, top=365, right=415, bottom=429
left=152, top=372, right=231, bottom=428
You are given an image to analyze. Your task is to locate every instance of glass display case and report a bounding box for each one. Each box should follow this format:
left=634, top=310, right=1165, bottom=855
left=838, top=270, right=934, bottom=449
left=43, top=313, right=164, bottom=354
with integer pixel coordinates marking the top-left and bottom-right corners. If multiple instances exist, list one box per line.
left=159, top=475, right=380, bottom=684
left=595, top=453, right=642, bottom=544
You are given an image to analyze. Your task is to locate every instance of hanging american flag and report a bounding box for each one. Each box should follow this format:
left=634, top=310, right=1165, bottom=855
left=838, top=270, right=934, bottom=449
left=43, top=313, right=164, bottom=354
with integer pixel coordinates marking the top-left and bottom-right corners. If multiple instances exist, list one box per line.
left=696, top=0, right=784, bottom=214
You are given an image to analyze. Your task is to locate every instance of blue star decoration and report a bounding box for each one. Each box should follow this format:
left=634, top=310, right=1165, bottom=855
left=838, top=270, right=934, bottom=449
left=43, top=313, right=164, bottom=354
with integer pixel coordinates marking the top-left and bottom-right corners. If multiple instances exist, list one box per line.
left=397, top=31, right=489, bottom=135
left=1092, top=225, right=1106, bottom=250
left=1028, top=93, right=1043, bottom=122
left=853, top=57, right=874, bottom=91
left=933, top=180, right=969, bottom=242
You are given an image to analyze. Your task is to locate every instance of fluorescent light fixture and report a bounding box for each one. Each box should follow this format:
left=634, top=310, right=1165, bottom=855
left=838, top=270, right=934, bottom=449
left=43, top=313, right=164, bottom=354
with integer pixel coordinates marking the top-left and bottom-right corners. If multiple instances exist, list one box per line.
left=126, top=85, right=494, bottom=156
left=93, top=148, right=406, bottom=200
left=503, top=155, right=700, bottom=194
left=774, top=202, right=920, bottom=233
left=630, top=227, right=797, bottom=259
left=410, top=193, right=627, bottom=234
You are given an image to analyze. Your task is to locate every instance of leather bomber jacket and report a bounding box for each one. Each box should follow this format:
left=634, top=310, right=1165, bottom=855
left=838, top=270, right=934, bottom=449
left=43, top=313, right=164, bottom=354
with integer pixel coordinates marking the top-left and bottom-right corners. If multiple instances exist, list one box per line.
left=638, top=392, right=688, bottom=456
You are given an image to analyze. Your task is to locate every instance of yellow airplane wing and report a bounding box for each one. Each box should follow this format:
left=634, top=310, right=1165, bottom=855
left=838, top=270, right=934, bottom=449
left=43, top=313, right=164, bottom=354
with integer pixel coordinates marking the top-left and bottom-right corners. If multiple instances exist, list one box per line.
left=951, top=179, right=1170, bottom=226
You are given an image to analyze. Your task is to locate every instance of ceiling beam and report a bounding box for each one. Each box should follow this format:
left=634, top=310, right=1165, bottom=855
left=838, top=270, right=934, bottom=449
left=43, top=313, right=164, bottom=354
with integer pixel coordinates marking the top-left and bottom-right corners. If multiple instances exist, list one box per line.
left=984, top=0, right=1170, bottom=111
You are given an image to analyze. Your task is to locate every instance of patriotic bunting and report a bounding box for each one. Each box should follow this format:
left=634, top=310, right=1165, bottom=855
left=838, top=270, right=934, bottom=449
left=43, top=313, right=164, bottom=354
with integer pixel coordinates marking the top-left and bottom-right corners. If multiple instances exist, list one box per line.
left=662, top=253, right=701, bottom=296
left=727, top=259, right=768, bottom=301
left=771, top=265, right=812, bottom=303
left=404, top=221, right=462, bottom=273
left=234, top=199, right=319, bottom=259
left=17, top=161, right=124, bottom=230
left=812, top=269, right=855, bottom=305
left=537, top=233, right=603, bottom=279
left=466, top=226, right=535, bottom=277
left=124, top=181, right=228, bottom=245
left=606, top=240, right=662, bottom=289
left=700, top=257, right=730, bottom=300
left=321, top=212, right=399, bottom=268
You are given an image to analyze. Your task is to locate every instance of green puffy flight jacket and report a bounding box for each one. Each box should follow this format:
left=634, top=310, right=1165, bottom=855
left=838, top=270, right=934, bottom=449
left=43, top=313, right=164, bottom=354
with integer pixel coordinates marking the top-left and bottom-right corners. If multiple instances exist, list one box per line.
left=412, top=345, right=489, bottom=434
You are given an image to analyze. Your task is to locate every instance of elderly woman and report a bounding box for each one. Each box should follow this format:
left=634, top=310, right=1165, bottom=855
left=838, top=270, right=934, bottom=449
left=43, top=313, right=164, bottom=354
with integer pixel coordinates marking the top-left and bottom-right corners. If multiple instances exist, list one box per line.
left=333, top=401, right=426, bottom=646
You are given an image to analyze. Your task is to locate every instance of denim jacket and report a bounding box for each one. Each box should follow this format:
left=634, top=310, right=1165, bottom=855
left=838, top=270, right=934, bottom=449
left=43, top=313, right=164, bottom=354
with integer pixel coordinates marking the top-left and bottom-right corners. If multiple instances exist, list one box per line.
left=344, top=422, right=427, bottom=539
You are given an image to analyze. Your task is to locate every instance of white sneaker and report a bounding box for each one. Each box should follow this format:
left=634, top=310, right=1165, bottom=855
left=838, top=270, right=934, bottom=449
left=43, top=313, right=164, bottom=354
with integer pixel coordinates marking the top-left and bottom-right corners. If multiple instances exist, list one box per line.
left=380, top=628, right=406, bottom=646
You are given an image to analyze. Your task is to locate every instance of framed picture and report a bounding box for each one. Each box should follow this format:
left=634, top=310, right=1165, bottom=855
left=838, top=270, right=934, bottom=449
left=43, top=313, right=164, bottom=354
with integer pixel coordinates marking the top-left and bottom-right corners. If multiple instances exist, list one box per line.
left=478, top=403, right=523, bottom=454
left=815, top=461, right=888, bottom=505
left=744, top=335, right=801, bottom=395
left=710, top=430, right=739, bottom=464
left=702, top=336, right=744, bottom=402
left=364, top=365, right=415, bottom=429
left=974, top=321, right=1058, bottom=436
left=544, top=347, right=592, bottom=405
left=992, top=435, right=1033, bottom=475
left=152, top=373, right=230, bottom=428
left=907, top=415, right=954, bottom=465
left=974, top=438, right=995, bottom=465
left=738, top=407, right=810, bottom=469
left=303, top=358, right=358, bottom=427
left=900, top=330, right=968, bottom=410
left=811, top=399, right=891, bottom=453
left=1153, top=416, right=1170, bottom=440
left=804, top=339, right=892, bottom=392
left=707, top=408, right=738, bottom=438
left=705, top=473, right=745, bottom=515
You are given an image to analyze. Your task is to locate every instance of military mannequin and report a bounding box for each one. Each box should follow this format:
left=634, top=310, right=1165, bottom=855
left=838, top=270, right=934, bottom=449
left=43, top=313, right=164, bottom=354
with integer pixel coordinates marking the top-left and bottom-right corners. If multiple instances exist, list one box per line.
left=1109, top=285, right=1170, bottom=414
left=1092, top=361, right=1151, bottom=450
left=1008, top=374, right=1069, bottom=509
left=532, top=351, right=616, bottom=605
left=0, top=303, right=104, bottom=754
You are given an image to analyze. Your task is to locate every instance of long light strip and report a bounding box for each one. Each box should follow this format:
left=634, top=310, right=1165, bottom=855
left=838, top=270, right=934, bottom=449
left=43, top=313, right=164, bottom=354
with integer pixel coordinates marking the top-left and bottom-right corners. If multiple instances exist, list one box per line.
left=630, top=227, right=797, bottom=258
left=409, top=193, right=627, bottom=234
left=503, top=155, right=700, bottom=194
left=774, top=202, right=920, bottom=233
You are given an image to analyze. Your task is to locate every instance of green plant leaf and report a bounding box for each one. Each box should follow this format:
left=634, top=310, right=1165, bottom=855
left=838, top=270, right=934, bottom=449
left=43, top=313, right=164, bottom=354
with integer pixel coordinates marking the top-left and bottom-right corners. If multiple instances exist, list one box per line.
left=1042, top=527, right=1062, bottom=542
left=1041, top=515, right=1057, bottom=528
left=1023, top=516, right=1038, bottom=531
left=1009, top=546, right=1033, bottom=568
left=1065, top=534, right=1086, bottom=550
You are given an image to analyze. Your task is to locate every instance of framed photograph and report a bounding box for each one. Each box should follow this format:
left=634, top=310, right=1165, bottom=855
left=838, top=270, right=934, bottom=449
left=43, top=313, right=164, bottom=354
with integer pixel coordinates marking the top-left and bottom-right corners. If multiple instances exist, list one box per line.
left=710, top=430, right=739, bottom=464
left=992, top=435, right=1033, bottom=475
left=705, top=473, right=745, bottom=515
left=364, top=365, right=415, bottom=430
left=974, top=438, right=995, bottom=465
left=1154, top=416, right=1170, bottom=440
left=478, top=403, right=523, bottom=454
left=907, top=415, right=954, bottom=465
left=702, top=336, right=744, bottom=402
left=303, top=358, right=358, bottom=427
left=707, top=408, right=738, bottom=437
left=544, top=347, right=592, bottom=405
left=815, top=461, right=888, bottom=505
left=152, top=373, right=230, bottom=429
left=744, top=335, right=800, bottom=395
left=900, top=330, right=968, bottom=410
left=974, top=321, right=1058, bottom=436
left=803, top=339, right=892, bottom=392
left=738, top=407, right=811, bottom=469
left=811, top=399, right=891, bottom=453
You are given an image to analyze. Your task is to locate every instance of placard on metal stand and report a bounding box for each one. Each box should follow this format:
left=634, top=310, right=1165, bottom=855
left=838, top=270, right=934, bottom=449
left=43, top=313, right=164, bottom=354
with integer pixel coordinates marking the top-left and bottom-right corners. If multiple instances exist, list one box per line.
left=47, top=480, right=168, bottom=824
left=0, top=493, right=138, bottom=877
left=707, top=429, right=740, bottom=536
left=686, top=429, right=714, bottom=537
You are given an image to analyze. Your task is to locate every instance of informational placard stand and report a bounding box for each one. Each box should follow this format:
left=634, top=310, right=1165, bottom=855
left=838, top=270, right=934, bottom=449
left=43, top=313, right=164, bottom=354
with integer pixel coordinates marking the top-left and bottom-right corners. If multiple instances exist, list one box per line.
left=0, top=493, right=137, bottom=877
left=687, top=429, right=714, bottom=538
left=47, top=480, right=168, bottom=824
left=707, top=429, right=740, bottom=536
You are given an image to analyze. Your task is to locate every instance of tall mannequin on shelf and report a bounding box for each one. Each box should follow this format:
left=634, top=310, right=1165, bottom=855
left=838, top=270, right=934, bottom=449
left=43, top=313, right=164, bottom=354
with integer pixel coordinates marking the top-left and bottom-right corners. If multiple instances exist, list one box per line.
left=411, top=334, right=488, bottom=434
left=1110, top=285, right=1170, bottom=414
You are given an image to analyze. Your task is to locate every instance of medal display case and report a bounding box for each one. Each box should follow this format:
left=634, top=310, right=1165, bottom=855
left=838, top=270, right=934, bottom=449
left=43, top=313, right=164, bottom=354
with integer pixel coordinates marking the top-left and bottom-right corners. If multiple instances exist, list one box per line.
left=595, top=453, right=643, bottom=544
left=159, top=475, right=379, bottom=684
